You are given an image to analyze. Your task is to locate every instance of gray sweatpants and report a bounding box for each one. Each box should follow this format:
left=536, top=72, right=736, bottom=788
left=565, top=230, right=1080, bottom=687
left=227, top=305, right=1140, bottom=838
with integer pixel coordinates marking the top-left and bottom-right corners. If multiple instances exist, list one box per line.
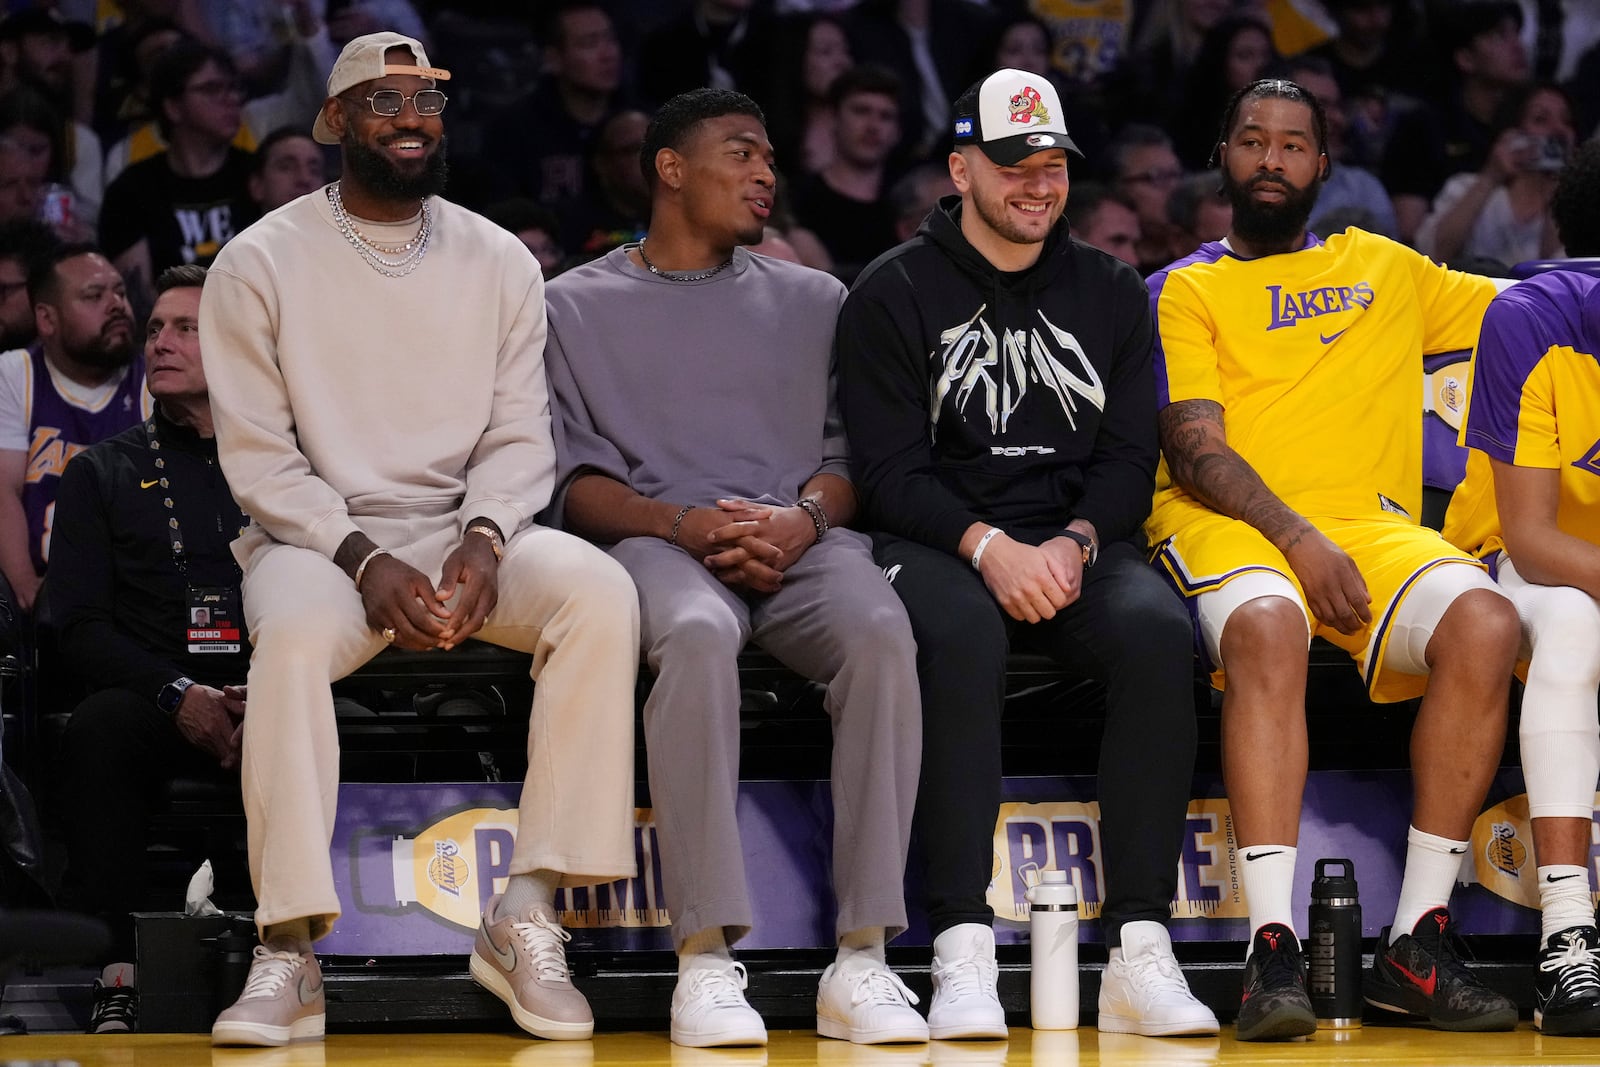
left=610, top=530, right=920, bottom=949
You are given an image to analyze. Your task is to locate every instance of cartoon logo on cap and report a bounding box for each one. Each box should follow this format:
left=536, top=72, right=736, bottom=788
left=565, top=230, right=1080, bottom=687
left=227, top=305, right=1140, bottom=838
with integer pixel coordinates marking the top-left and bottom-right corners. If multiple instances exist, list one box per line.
left=1009, top=86, right=1051, bottom=126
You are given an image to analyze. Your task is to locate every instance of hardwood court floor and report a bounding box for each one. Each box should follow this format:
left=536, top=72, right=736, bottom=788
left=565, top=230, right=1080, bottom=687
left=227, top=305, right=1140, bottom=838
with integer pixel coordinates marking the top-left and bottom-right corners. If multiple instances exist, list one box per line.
left=10, top=1027, right=1600, bottom=1067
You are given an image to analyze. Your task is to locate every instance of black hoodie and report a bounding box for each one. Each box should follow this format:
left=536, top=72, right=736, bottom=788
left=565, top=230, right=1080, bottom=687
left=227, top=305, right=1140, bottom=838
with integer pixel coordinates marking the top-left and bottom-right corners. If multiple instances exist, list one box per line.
left=837, top=195, right=1159, bottom=556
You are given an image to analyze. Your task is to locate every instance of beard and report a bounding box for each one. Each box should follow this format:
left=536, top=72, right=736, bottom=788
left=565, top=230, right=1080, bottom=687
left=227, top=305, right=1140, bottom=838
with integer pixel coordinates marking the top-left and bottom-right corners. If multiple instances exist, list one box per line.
left=61, top=319, right=136, bottom=372
left=1222, top=169, right=1320, bottom=247
left=341, top=131, right=449, bottom=202
left=968, top=185, right=1062, bottom=247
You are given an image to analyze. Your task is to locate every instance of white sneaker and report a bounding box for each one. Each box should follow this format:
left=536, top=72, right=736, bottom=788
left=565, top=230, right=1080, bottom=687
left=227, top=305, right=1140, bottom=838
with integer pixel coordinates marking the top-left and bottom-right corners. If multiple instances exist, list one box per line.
left=928, top=925, right=1007, bottom=1040
left=670, top=960, right=768, bottom=1048
left=817, top=960, right=930, bottom=1044
left=1096, top=921, right=1219, bottom=1037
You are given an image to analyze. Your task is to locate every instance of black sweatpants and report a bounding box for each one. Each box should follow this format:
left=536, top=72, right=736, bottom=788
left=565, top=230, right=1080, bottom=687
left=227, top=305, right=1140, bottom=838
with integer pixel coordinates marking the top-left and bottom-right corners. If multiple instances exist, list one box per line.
left=875, top=535, right=1199, bottom=944
left=57, top=688, right=231, bottom=960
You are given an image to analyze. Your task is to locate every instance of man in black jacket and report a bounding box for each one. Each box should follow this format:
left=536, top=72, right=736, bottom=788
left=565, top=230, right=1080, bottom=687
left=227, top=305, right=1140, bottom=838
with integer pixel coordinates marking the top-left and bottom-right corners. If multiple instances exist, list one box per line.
left=837, top=68, right=1217, bottom=1041
left=49, top=264, right=247, bottom=1034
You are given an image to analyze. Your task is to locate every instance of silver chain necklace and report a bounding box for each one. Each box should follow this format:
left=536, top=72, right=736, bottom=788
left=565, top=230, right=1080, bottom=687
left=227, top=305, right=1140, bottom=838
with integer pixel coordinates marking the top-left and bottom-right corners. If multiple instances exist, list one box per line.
left=327, top=182, right=432, bottom=278
left=636, top=237, right=732, bottom=282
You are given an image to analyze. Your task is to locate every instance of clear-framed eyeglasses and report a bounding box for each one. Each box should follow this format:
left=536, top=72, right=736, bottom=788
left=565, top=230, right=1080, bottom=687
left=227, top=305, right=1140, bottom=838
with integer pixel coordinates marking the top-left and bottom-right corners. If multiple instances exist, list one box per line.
left=349, top=89, right=448, bottom=118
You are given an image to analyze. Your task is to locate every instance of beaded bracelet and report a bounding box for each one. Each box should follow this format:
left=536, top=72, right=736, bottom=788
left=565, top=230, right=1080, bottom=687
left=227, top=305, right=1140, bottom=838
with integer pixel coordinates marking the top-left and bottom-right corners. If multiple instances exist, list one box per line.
left=797, top=497, right=829, bottom=542
left=668, top=505, right=694, bottom=546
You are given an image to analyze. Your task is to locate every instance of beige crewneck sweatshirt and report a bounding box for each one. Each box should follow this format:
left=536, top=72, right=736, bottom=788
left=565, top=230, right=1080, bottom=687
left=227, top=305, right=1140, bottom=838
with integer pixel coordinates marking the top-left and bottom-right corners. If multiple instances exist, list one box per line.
left=200, top=187, right=551, bottom=562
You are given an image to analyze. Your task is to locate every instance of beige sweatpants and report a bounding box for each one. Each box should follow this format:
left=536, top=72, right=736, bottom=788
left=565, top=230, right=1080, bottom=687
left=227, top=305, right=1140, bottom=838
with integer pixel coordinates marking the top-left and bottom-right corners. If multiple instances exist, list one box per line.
left=233, top=511, right=640, bottom=941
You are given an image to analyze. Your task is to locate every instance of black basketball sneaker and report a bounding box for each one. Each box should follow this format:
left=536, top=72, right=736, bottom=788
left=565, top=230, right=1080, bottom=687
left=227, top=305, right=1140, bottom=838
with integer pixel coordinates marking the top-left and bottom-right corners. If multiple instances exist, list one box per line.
left=1364, top=907, right=1517, bottom=1030
left=1535, top=925, right=1600, bottom=1036
left=1236, top=922, right=1317, bottom=1041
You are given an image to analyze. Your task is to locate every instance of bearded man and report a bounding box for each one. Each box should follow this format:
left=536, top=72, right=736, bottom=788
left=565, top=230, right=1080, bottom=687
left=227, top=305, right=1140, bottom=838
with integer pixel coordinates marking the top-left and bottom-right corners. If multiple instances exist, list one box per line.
left=0, top=243, right=144, bottom=613
left=200, top=32, right=639, bottom=1047
left=1146, top=78, right=1520, bottom=1040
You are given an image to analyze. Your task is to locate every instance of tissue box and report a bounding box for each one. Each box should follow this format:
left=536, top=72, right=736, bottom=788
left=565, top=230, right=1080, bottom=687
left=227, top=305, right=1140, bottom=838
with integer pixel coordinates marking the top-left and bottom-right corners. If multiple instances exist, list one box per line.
left=133, top=911, right=248, bottom=1032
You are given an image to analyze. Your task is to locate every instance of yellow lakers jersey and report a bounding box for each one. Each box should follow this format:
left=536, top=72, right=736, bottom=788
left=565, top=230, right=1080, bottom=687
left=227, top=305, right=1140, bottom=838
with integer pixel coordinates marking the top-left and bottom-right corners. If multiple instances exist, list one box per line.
left=1442, top=271, right=1600, bottom=559
left=1146, top=228, right=1496, bottom=543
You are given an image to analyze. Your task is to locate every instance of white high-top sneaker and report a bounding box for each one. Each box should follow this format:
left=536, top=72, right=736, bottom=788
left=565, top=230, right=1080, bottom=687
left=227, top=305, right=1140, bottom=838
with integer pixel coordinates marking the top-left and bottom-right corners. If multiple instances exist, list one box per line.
left=927, top=924, right=1007, bottom=1039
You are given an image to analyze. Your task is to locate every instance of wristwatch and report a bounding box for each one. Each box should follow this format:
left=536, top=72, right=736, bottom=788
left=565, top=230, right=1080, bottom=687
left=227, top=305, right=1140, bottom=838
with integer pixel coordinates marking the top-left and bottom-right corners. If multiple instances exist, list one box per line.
left=157, top=676, right=196, bottom=716
left=1060, top=529, right=1097, bottom=568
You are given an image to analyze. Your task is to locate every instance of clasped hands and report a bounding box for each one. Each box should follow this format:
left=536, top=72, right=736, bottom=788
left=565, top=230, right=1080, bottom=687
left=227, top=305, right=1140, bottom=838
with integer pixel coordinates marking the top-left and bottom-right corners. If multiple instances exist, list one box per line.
left=675, top=498, right=820, bottom=594
left=360, top=532, right=500, bottom=651
left=175, top=683, right=247, bottom=770
left=975, top=531, right=1087, bottom=623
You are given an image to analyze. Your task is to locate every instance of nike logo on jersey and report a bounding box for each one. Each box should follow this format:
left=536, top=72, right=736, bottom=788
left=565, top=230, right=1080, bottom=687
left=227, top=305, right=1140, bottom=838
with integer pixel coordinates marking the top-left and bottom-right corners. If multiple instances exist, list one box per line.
left=1243, top=850, right=1284, bottom=861
left=1319, top=328, right=1348, bottom=344
left=140, top=479, right=160, bottom=489
left=1388, top=958, right=1437, bottom=997
left=1265, top=281, right=1374, bottom=331
left=1547, top=872, right=1585, bottom=883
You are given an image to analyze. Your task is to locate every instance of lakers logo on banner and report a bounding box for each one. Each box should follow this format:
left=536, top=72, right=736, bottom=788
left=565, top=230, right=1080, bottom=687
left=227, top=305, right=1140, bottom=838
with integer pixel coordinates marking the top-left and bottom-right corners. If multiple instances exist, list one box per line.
left=1471, top=793, right=1600, bottom=910
left=1424, top=356, right=1471, bottom=432
left=991, top=799, right=1246, bottom=922
left=389, top=806, right=673, bottom=931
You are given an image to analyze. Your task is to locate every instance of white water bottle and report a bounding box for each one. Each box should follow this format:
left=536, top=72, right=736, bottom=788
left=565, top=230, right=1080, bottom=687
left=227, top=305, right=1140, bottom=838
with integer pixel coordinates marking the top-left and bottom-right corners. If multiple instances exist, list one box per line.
left=1026, top=869, right=1079, bottom=1029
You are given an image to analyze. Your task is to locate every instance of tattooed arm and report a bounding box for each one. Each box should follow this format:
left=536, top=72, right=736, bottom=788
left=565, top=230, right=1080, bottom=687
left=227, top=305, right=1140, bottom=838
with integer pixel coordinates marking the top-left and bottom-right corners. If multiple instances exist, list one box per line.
left=1159, top=399, right=1372, bottom=634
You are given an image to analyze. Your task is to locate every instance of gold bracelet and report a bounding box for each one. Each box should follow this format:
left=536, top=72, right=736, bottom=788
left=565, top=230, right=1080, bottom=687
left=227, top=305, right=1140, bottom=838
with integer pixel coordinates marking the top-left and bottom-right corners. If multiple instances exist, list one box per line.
left=466, top=524, right=504, bottom=561
left=354, top=547, right=390, bottom=590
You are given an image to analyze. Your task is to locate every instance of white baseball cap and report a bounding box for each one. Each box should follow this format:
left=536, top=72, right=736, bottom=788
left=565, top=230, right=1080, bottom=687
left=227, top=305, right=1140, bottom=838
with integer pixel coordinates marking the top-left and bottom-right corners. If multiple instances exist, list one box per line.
left=311, top=31, right=451, bottom=145
left=952, top=68, right=1080, bottom=165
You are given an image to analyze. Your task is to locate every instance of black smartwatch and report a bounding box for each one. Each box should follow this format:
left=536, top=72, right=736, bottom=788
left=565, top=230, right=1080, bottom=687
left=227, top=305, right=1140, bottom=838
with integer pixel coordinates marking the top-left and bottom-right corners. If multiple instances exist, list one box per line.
left=1061, top=529, right=1097, bottom=568
left=157, top=676, right=196, bottom=715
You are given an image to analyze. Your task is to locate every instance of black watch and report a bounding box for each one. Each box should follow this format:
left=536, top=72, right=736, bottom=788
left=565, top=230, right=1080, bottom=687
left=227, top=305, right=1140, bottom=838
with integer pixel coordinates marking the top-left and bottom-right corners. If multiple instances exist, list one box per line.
left=157, top=677, right=196, bottom=715
left=1061, top=529, right=1097, bottom=567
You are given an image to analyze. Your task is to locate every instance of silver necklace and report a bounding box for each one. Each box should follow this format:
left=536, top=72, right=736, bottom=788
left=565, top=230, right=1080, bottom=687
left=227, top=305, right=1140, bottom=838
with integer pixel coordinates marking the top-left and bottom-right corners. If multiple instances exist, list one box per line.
left=327, top=182, right=432, bottom=278
left=636, top=237, right=731, bottom=281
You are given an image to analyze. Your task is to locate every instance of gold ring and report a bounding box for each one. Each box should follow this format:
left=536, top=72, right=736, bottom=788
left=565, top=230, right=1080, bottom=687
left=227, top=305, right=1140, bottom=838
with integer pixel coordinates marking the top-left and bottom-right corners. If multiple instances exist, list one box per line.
left=382, top=627, right=396, bottom=643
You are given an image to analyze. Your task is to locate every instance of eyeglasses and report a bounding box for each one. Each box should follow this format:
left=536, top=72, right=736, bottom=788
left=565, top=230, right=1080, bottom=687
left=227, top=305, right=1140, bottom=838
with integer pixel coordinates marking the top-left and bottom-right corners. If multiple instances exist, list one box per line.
left=347, top=89, right=448, bottom=118
left=1121, top=168, right=1183, bottom=187
left=186, top=78, right=245, bottom=100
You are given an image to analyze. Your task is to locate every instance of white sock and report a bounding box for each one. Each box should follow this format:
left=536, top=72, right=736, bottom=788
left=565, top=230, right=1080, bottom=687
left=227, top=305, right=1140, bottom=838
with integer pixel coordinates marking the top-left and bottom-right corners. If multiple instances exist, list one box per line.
left=836, top=926, right=886, bottom=972
left=1239, top=844, right=1298, bottom=956
left=1537, top=865, right=1594, bottom=942
left=678, top=926, right=733, bottom=977
left=498, top=869, right=561, bottom=922
left=1390, top=825, right=1467, bottom=943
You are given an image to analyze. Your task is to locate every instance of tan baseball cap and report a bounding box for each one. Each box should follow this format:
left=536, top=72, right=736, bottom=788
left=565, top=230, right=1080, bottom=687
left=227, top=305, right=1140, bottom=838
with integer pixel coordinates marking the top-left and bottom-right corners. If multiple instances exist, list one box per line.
left=311, top=31, right=451, bottom=145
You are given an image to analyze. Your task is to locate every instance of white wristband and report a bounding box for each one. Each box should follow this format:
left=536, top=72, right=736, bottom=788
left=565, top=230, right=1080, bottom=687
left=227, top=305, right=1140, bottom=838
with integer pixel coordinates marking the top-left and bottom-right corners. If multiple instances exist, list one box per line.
left=970, top=527, right=1002, bottom=571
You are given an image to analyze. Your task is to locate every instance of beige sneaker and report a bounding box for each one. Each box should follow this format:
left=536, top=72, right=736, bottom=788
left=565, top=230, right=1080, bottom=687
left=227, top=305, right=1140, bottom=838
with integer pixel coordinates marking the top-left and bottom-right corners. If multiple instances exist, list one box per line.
left=211, top=944, right=325, bottom=1046
left=471, top=894, right=594, bottom=1040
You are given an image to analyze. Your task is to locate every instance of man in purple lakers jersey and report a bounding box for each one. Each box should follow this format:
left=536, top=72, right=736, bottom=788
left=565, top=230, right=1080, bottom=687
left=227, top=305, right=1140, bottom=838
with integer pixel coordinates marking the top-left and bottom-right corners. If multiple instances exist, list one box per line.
left=0, top=244, right=144, bottom=613
left=1441, top=138, right=1600, bottom=1036
left=1147, top=79, right=1520, bottom=1039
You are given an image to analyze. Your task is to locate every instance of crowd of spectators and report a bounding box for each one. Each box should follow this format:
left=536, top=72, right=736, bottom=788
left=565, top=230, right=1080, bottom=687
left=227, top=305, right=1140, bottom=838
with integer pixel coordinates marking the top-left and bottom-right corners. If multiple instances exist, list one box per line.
left=0, top=0, right=1597, bottom=1040
left=0, top=0, right=1584, bottom=299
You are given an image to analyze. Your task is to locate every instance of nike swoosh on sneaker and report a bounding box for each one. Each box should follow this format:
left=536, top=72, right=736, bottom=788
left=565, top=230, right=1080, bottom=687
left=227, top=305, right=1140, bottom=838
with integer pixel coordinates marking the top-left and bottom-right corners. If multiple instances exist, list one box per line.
left=1319, top=328, right=1349, bottom=344
left=1389, top=958, right=1437, bottom=997
left=482, top=919, right=517, bottom=971
left=1243, top=849, right=1284, bottom=861
left=1547, top=872, right=1585, bottom=883
left=299, top=972, right=322, bottom=1003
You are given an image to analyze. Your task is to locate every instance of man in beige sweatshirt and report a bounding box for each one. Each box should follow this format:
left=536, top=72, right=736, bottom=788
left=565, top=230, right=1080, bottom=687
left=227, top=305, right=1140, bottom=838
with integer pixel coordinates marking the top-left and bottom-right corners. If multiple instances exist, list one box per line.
left=199, top=32, right=639, bottom=1047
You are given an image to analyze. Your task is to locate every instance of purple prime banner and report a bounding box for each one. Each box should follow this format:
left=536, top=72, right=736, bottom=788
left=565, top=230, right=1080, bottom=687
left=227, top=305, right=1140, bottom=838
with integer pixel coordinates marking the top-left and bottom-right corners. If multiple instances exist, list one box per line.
left=322, top=769, right=1573, bottom=956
